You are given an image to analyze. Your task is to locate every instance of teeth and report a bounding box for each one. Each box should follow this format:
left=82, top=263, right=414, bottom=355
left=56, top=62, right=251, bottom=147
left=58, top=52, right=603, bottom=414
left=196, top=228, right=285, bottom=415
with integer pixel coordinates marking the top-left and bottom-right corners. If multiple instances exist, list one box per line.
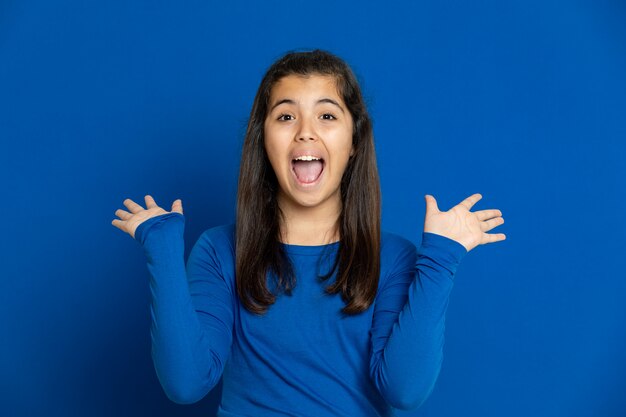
left=294, top=155, right=321, bottom=161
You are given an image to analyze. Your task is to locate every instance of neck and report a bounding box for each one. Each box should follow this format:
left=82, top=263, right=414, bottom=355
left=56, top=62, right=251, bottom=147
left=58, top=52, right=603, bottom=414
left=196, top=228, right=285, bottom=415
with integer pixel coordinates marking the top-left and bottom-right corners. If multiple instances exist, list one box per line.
left=277, top=192, right=341, bottom=246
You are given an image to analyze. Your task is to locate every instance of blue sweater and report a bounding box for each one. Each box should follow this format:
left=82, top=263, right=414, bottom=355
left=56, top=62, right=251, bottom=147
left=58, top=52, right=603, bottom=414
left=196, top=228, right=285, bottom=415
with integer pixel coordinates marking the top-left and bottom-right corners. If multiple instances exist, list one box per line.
left=134, top=212, right=467, bottom=416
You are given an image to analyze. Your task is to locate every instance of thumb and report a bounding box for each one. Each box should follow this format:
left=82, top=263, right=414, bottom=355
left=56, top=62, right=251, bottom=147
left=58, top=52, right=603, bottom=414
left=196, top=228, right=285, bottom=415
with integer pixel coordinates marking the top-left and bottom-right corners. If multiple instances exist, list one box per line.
left=424, top=194, right=439, bottom=215
left=171, top=199, right=183, bottom=214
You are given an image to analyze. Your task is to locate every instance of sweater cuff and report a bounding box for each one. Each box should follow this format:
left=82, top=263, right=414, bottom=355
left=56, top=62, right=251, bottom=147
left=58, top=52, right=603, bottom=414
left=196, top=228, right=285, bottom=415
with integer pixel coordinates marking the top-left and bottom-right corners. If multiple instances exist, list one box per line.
left=134, top=212, right=185, bottom=245
left=419, top=232, right=468, bottom=269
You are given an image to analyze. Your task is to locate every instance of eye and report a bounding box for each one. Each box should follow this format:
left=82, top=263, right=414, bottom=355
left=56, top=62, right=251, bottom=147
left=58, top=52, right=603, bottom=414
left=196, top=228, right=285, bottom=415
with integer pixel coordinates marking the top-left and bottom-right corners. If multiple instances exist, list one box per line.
left=277, top=113, right=294, bottom=121
left=321, top=113, right=337, bottom=120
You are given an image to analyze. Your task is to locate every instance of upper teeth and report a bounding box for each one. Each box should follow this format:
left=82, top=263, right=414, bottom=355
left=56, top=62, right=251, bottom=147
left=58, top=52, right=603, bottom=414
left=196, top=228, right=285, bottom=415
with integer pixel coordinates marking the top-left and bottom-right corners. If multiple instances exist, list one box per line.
left=294, top=156, right=321, bottom=161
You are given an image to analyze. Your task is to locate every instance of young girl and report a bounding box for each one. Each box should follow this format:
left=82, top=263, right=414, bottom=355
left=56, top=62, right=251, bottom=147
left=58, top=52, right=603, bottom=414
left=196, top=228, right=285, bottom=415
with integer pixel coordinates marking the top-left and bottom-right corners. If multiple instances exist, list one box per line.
left=112, top=49, right=505, bottom=416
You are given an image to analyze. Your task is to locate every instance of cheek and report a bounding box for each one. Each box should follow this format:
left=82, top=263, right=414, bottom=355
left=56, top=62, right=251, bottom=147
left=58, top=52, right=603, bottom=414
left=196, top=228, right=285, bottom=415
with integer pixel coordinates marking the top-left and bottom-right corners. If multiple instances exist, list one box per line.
left=332, top=133, right=354, bottom=165
left=263, top=136, right=288, bottom=173
left=264, top=145, right=280, bottom=172
left=263, top=128, right=278, bottom=161
left=329, top=146, right=353, bottom=177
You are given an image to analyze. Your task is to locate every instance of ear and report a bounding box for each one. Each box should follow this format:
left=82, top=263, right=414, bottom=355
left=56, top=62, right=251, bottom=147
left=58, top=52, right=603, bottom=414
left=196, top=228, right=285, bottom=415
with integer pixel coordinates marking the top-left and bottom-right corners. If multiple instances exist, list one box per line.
left=349, top=143, right=355, bottom=157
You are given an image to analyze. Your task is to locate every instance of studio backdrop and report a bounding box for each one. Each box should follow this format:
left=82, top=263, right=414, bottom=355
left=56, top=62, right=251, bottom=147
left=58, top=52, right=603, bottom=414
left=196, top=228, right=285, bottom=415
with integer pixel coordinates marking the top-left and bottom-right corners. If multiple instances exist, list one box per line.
left=1, top=1, right=625, bottom=416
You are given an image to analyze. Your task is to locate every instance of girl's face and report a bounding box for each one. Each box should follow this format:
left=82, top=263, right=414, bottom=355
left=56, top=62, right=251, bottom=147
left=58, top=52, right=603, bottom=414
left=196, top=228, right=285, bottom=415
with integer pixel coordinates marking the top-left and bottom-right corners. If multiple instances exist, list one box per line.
left=264, top=74, right=354, bottom=212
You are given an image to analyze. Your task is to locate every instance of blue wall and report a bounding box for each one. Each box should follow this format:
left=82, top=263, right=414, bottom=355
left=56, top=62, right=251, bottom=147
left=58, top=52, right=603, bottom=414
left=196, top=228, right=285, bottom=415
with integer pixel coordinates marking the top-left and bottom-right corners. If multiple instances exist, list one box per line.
left=1, top=1, right=625, bottom=416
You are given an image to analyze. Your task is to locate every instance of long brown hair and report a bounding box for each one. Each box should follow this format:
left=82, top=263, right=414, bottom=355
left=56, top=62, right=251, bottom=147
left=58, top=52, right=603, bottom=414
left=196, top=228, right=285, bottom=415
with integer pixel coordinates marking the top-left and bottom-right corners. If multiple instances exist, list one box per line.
left=236, top=49, right=381, bottom=316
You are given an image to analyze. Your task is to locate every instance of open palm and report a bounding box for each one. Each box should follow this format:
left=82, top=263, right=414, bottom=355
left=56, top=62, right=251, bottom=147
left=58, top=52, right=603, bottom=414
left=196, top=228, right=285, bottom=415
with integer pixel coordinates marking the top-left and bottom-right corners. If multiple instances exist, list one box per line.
left=111, top=195, right=183, bottom=239
left=423, top=193, right=506, bottom=252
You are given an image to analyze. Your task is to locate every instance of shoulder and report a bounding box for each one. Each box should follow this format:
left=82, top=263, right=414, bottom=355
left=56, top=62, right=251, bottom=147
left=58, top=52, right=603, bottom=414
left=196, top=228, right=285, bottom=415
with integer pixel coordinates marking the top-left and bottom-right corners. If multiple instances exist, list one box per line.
left=381, top=230, right=417, bottom=267
left=381, top=230, right=416, bottom=255
left=372, top=231, right=417, bottom=296
left=379, top=230, right=417, bottom=280
left=199, top=223, right=236, bottom=245
left=187, top=223, right=237, bottom=287
left=192, top=223, right=236, bottom=257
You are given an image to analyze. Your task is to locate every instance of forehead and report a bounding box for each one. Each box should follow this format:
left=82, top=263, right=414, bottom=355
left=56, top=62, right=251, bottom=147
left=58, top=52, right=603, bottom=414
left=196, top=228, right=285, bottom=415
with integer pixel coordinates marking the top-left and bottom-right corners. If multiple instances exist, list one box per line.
left=269, top=74, right=342, bottom=102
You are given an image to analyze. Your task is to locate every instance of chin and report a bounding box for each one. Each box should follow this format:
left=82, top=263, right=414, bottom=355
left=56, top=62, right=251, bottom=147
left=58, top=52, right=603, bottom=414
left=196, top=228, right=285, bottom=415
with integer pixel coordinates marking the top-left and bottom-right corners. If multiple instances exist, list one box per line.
left=279, top=185, right=338, bottom=211
left=290, top=191, right=327, bottom=208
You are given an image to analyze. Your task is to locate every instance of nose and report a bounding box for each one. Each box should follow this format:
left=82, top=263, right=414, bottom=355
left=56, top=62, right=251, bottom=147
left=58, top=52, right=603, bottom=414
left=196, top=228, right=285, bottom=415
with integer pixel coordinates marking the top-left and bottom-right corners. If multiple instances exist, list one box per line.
left=295, top=116, right=317, bottom=142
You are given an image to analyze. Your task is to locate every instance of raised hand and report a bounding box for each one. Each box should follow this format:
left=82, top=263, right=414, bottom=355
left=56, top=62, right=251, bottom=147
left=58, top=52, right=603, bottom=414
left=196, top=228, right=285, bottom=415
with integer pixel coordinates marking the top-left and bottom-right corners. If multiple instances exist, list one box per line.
left=423, top=193, right=505, bottom=252
left=111, top=195, right=183, bottom=239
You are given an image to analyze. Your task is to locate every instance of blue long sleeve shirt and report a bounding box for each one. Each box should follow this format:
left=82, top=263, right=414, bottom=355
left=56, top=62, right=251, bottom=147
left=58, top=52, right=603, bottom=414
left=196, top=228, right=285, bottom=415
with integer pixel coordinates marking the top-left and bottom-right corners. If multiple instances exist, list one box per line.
left=134, top=212, right=468, bottom=416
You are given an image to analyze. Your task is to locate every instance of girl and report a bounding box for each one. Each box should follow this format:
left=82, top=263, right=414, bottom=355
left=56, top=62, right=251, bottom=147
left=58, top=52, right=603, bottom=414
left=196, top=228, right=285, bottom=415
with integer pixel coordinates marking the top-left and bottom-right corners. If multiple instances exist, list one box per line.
left=112, top=49, right=506, bottom=416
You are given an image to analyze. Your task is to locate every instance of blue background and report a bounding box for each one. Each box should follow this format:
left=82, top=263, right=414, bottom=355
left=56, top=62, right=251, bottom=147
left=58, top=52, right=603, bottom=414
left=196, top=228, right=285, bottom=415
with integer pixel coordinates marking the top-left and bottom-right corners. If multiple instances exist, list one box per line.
left=1, top=1, right=625, bottom=416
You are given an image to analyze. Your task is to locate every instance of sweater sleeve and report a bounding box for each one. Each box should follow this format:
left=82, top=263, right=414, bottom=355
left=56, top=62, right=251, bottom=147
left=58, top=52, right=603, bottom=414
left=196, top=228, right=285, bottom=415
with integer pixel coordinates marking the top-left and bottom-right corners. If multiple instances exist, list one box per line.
left=369, top=231, right=468, bottom=410
left=134, top=213, right=234, bottom=404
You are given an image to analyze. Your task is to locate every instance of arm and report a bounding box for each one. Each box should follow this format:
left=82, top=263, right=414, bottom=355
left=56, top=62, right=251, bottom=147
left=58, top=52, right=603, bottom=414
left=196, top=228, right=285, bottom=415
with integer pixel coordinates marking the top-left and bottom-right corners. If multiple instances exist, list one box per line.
left=369, top=232, right=468, bottom=410
left=135, top=213, right=234, bottom=404
left=369, top=192, right=505, bottom=409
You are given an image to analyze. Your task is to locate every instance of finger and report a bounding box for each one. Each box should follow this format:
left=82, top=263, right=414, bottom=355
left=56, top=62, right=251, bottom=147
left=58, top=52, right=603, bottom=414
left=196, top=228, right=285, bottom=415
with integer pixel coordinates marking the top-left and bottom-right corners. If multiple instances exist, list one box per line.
left=145, top=195, right=158, bottom=209
left=123, top=198, right=144, bottom=214
left=111, top=218, right=126, bottom=230
left=114, top=208, right=132, bottom=220
left=480, top=216, right=504, bottom=232
left=171, top=199, right=183, bottom=214
left=459, top=193, right=482, bottom=211
left=482, top=232, right=506, bottom=245
left=476, top=209, right=503, bottom=221
left=424, top=194, right=439, bottom=215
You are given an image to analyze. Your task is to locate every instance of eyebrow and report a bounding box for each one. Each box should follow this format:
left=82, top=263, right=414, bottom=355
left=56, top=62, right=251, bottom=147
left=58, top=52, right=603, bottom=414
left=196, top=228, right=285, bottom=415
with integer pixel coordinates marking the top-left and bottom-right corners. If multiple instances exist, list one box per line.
left=269, top=97, right=345, bottom=114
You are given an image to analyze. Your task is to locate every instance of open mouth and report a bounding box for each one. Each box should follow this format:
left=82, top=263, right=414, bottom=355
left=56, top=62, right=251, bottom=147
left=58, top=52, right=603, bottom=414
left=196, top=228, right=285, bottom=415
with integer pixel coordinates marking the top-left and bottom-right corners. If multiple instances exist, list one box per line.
left=291, top=155, right=325, bottom=185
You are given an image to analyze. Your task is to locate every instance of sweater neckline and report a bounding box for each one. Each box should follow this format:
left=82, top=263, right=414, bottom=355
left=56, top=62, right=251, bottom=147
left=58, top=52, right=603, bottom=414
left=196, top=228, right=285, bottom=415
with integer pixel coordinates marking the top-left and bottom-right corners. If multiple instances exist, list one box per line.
left=279, top=240, right=340, bottom=256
